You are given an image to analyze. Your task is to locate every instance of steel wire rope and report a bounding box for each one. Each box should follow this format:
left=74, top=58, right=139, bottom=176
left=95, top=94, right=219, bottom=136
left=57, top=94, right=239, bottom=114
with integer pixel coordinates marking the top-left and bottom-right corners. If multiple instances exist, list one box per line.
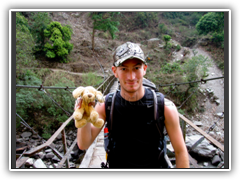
left=16, top=113, right=45, bottom=142
left=39, top=87, right=71, bottom=117
left=158, top=76, right=224, bottom=87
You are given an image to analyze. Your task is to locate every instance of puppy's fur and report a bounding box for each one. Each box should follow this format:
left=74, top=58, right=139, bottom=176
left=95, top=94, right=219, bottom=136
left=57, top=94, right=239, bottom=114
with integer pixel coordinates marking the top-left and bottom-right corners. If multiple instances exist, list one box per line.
left=72, top=86, right=104, bottom=128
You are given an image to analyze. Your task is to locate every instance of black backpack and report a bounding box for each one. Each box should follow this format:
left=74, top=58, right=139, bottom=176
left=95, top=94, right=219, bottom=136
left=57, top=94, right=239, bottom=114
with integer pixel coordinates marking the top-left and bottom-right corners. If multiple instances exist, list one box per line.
left=101, top=78, right=171, bottom=168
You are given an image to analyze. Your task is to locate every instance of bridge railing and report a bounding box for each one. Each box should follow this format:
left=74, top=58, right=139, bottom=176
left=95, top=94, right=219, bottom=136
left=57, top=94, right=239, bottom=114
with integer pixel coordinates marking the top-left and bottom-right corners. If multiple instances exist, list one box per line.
left=16, top=75, right=116, bottom=168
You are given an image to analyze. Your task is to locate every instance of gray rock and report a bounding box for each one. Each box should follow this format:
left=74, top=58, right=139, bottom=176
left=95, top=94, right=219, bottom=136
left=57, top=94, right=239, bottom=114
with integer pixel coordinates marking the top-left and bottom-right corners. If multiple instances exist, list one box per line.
left=56, top=133, right=62, bottom=140
left=33, top=159, right=47, bottom=168
left=45, top=152, right=55, bottom=159
left=216, top=112, right=224, bottom=118
left=215, top=99, right=220, bottom=105
left=45, top=149, right=52, bottom=153
left=203, top=162, right=208, bottom=167
left=25, top=158, right=34, bottom=167
left=52, top=156, right=60, bottom=162
left=186, top=135, right=217, bottom=158
left=212, top=155, right=221, bottom=166
left=206, top=88, right=214, bottom=95
left=193, top=121, right=203, bottom=127
left=21, top=132, right=32, bottom=138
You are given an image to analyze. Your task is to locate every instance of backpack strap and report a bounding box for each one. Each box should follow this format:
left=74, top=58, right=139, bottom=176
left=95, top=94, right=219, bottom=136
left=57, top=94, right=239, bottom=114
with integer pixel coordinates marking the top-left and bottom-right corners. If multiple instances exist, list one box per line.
left=105, top=90, right=118, bottom=132
left=151, top=90, right=165, bottom=140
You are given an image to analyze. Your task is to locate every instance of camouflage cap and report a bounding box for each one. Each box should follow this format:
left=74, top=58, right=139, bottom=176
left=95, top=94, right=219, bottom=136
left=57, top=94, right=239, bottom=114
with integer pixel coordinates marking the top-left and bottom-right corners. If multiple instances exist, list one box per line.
left=113, top=42, right=146, bottom=67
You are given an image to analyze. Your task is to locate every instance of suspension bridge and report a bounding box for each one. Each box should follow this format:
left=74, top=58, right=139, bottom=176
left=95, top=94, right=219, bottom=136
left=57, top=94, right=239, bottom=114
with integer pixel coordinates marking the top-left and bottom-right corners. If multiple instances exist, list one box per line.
left=15, top=74, right=225, bottom=169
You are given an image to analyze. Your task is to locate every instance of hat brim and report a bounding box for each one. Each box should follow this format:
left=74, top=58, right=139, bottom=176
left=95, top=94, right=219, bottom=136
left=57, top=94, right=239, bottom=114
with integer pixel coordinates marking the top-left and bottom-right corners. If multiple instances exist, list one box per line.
left=114, top=55, right=146, bottom=67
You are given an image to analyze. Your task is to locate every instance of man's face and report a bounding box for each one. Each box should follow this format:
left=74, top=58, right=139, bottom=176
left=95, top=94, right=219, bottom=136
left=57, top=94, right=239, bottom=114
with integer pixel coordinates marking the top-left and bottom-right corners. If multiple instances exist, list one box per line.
left=112, top=58, right=147, bottom=94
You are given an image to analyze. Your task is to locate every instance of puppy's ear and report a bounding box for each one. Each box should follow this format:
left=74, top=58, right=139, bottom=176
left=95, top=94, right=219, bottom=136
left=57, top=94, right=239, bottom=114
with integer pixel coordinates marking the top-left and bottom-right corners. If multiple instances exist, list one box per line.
left=95, top=90, right=104, bottom=102
left=72, top=86, right=85, bottom=99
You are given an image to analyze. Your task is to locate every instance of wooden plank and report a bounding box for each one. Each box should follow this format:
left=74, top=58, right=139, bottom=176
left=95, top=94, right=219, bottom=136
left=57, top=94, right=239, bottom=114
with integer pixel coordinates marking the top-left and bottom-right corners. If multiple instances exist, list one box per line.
left=79, top=138, right=96, bottom=168
left=179, top=113, right=224, bottom=152
left=24, top=116, right=74, bottom=156
left=16, top=157, right=29, bottom=168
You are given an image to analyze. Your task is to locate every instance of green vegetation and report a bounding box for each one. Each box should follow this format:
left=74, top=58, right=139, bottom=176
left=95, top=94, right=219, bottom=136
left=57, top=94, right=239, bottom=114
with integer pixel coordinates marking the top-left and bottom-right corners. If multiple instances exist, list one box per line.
left=81, top=72, right=104, bottom=87
left=16, top=12, right=37, bottom=70
left=163, top=35, right=171, bottom=48
left=16, top=69, right=76, bottom=138
left=90, top=12, right=120, bottom=50
left=196, top=12, right=224, bottom=48
left=44, top=21, right=73, bottom=63
left=30, top=12, right=52, bottom=56
left=135, top=12, right=158, bottom=28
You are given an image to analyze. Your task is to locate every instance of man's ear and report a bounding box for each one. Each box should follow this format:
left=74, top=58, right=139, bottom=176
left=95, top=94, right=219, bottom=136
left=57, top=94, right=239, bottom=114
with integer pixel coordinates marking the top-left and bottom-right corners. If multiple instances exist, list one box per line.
left=143, top=64, right=147, bottom=76
left=112, top=66, right=118, bottom=78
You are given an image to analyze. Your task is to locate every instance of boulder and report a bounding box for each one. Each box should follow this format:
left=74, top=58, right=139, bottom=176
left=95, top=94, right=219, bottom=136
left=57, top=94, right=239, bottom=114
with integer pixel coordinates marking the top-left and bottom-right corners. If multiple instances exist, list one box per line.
left=147, top=38, right=160, bottom=48
left=212, top=155, right=222, bottom=166
left=33, top=159, right=47, bottom=168
left=21, top=132, right=32, bottom=138
left=45, top=152, right=55, bottom=159
left=25, top=158, right=34, bottom=167
left=193, top=121, right=203, bottom=127
left=186, top=134, right=217, bottom=158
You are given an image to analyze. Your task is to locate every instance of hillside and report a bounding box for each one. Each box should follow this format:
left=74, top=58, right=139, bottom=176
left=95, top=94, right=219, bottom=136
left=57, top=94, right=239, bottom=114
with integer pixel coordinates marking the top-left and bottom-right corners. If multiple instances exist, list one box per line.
left=16, top=11, right=225, bottom=143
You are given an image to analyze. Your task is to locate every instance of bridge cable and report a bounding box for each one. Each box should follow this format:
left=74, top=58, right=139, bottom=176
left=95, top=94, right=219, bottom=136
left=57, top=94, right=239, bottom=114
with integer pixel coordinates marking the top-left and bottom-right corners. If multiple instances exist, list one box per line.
left=159, top=76, right=224, bottom=87
left=16, top=113, right=45, bottom=142
left=39, top=86, right=71, bottom=117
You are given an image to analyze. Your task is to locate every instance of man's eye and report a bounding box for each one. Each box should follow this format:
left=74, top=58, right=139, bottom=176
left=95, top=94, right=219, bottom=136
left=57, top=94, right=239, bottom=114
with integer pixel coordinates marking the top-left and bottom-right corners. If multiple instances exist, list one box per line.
left=121, top=68, right=126, bottom=71
left=135, top=67, right=140, bottom=70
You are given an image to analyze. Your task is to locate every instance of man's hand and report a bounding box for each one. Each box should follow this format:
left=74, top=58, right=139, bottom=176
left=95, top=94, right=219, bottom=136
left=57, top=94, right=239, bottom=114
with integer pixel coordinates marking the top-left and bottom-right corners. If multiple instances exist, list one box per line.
left=74, top=97, right=83, bottom=110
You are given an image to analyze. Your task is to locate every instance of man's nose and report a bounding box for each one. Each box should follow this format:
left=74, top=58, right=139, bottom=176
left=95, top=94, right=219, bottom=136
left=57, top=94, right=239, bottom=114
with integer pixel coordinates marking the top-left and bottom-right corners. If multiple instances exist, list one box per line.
left=128, top=70, right=135, bottom=80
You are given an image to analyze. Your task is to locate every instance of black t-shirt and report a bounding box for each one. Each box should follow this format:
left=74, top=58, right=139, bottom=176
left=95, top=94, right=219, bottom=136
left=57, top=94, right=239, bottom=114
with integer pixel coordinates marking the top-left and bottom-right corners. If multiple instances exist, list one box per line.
left=106, top=88, right=161, bottom=168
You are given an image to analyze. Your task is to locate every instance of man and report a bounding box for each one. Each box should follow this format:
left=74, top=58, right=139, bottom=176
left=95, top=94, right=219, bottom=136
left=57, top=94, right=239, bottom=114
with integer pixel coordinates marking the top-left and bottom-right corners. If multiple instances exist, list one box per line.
left=76, top=42, right=189, bottom=168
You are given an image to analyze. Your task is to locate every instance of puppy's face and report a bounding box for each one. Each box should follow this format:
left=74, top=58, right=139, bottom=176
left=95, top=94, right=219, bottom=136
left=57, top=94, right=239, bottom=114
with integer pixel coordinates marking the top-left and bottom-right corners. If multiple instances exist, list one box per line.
left=82, top=88, right=96, bottom=103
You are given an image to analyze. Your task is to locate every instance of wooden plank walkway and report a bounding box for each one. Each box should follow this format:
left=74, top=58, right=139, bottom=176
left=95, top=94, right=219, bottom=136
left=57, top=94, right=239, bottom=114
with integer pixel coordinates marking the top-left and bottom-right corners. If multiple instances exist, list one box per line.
left=79, top=80, right=119, bottom=168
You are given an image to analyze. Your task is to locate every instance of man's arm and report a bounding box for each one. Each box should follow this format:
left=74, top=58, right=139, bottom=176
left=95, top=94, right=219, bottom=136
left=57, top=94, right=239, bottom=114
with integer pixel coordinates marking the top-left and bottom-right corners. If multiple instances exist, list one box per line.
left=77, top=102, right=106, bottom=150
left=164, top=100, right=189, bottom=168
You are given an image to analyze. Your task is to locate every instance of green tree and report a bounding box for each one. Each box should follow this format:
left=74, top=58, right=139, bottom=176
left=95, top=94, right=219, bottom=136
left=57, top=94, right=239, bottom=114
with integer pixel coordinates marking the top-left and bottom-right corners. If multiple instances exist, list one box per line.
left=163, top=35, right=171, bottom=48
left=196, top=12, right=224, bottom=35
left=29, top=12, right=52, bottom=55
left=44, top=21, right=73, bottom=63
left=90, top=12, right=120, bottom=50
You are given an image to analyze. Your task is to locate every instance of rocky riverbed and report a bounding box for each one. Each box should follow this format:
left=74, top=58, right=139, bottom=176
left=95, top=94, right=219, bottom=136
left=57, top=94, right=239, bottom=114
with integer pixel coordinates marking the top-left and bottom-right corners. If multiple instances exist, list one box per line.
left=16, top=126, right=85, bottom=168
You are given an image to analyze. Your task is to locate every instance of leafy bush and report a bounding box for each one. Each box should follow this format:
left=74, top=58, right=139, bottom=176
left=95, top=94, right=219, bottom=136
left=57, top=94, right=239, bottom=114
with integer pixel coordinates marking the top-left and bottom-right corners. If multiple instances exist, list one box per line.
left=163, top=35, right=171, bottom=48
left=44, top=21, right=73, bottom=63
left=161, top=62, right=182, bottom=74
left=183, top=55, right=211, bottom=82
left=196, top=12, right=224, bottom=35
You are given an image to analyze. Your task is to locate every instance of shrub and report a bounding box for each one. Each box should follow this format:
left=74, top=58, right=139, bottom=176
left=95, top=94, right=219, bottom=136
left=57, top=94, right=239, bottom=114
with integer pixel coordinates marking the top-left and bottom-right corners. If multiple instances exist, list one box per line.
left=196, top=12, right=224, bottom=35
left=44, top=21, right=73, bottom=63
left=161, top=62, right=182, bottom=74
left=163, top=35, right=171, bottom=48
